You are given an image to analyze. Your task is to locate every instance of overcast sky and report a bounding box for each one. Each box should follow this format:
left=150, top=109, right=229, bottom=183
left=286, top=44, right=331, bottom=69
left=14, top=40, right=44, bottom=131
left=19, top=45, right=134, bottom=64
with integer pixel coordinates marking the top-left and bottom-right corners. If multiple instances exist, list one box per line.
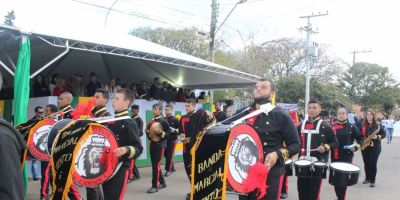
left=1, top=0, right=399, bottom=79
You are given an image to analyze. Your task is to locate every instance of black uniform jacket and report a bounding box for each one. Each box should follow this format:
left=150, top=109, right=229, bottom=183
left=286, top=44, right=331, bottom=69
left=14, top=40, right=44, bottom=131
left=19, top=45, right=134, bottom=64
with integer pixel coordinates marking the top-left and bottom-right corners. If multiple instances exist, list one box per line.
left=91, top=106, right=111, bottom=118
left=361, top=123, right=386, bottom=149
left=59, top=105, right=73, bottom=119
left=331, top=120, right=363, bottom=161
left=132, top=115, right=144, bottom=137
left=0, top=119, right=25, bottom=200
left=146, top=116, right=170, bottom=147
left=297, top=117, right=337, bottom=162
left=107, top=110, right=143, bottom=168
left=241, top=103, right=301, bottom=176
left=165, top=114, right=180, bottom=140
left=213, top=110, right=227, bottom=122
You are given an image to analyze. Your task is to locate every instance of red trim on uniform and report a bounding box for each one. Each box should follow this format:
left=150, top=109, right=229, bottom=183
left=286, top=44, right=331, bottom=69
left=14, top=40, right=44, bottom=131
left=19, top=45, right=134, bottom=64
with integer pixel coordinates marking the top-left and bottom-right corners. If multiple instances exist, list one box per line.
left=317, top=179, right=323, bottom=200
left=157, top=148, right=165, bottom=187
left=283, top=176, right=288, bottom=193
left=181, top=117, right=190, bottom=134
left=362, top=124, right=367, bottom=139
left=69, top=184, right=82, bottom=199
left=119, top=169, right=130, bottom=200
left=245, top=110, right=257, bottom=126
left=41, top=162, right=51, bottom=198
left=301, top=132, right=306, bottom=156
left=305, top=123, right=314, bottom=129
left=129, top=160, right=135, bottom=179
left=169, top=141, right=177, bottom=171
left=276, top=175, right=284, bottom=200
left=332, top=125, right=343, bottom=160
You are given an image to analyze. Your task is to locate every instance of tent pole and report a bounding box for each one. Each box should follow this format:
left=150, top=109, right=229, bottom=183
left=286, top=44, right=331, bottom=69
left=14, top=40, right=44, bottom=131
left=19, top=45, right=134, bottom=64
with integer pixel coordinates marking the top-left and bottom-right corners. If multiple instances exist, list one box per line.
left=30, top=40, right=69, bottom=79
left=0, top=60, right=14, bottom=76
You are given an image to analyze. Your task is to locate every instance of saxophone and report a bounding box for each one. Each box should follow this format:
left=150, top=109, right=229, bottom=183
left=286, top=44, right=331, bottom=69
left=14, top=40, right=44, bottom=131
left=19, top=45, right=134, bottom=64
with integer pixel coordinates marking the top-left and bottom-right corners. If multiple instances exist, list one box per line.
left=360, top=126, right=380, bottom=150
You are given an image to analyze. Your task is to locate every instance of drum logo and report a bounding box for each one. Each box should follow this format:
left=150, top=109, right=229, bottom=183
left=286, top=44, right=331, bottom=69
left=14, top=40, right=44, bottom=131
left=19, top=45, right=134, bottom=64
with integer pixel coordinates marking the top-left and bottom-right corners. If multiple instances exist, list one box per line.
left=229, top=134, right=259, bottom=183
left=33, top=125, right=52, bottom=154
left=76, top=135, right=107, bottom=179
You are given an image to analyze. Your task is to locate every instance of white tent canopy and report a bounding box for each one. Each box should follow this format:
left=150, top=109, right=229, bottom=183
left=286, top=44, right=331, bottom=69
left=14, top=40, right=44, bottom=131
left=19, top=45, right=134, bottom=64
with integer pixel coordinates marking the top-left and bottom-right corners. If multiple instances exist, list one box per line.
left=0, top=25, right=259, bottom=89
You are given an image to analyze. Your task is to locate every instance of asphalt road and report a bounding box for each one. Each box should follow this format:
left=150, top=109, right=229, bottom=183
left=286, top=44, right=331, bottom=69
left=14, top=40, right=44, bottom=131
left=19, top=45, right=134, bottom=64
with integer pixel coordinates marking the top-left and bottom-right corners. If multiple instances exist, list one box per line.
left=27, top=137, right=400, bottom=200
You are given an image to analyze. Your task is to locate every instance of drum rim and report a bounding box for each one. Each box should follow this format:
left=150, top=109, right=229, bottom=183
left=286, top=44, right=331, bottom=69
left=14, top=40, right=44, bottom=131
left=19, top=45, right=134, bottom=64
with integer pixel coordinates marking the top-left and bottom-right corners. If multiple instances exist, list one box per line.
left=329, top=162, right=360, bottom=172
left=294, top=159, right=312, bottom=165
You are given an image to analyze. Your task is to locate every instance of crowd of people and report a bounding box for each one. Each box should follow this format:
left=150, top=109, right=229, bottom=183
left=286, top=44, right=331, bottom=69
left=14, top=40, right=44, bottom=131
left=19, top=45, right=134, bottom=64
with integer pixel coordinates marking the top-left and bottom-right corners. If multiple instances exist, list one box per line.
left=0, top=72, right=210, bottom=103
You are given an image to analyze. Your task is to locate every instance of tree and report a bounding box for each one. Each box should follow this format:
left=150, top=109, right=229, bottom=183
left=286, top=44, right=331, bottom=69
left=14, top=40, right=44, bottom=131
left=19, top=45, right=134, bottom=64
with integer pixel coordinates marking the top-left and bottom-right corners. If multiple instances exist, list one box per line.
left=339, top=62, right=397, bottom=110
left=130, top=27, right=210, bottom=59
left=4, top=10, right=15, bottom=26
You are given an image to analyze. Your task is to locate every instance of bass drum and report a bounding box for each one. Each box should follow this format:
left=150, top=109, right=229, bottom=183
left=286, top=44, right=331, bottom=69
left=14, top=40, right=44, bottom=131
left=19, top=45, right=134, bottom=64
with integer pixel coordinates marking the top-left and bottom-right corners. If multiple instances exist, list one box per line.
left=27, top=118, right=56, bottom=161
left=47, top=119, right=72, bottom=155
left=226, top=123, right=264, bottom=193
left=72, top=123, right=121, bottom=187
left=329, top=162, right=360, bottom=187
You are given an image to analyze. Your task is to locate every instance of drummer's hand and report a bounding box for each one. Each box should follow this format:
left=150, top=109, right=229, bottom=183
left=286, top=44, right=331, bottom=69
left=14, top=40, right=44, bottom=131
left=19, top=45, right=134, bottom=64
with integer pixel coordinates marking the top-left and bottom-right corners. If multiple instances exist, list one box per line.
left=371, top=135, right=378, bottom=140
left=264, top=152, right=278, bottom=168
left=114, top=147, right=128, bottom=157
left=156, top=129, right=162, bottom=135
left=317, top=146, right=326, bottom=153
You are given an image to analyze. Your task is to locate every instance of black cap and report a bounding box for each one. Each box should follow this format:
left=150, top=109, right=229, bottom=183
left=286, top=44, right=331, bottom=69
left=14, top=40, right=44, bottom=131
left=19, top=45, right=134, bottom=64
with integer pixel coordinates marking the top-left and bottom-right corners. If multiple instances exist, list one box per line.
left=131, top=104, right=139, bottom=110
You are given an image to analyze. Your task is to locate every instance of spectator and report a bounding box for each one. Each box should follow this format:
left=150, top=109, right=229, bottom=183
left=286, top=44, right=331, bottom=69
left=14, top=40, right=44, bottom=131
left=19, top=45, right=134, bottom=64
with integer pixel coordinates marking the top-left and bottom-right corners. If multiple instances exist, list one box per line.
left=70, top=73, right=85, bottom=96
left=86, top=72, right=102, bottom=96
left=197, top=91, right=206, bottom=101
left=115, top=78, right=122, bottom=88
left=52, top=78, right=70, bottom=96
left=213, top=103, right=227, bottom=122
left=49, top=74, right=59, bottom=94
left=32, top=74, right=51, bottom=97
left=189, top=91, right=196, bottom=99
left=176, top=88, right=186, bottom=102
left=137, top=80, right=149, bottom=98
left=0, top=79, right=14, bottom=100
left=150, top=77, right=163, bottom=100
left=225, top=106, right=234, bottom=118
left=130, top=83, right=139, bottom=99
left=104, top=79, right=121, bottom=98
left=30, top=106, right=44, bottom=181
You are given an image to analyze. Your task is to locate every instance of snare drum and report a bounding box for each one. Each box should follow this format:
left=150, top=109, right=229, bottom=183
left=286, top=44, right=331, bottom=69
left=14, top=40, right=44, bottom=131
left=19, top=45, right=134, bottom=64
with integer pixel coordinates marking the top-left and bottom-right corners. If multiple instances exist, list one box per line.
left=294, top=159, right=312, bottom=178
left=312, top=161, right=328, bottom=179
left=329, top=162, right=360, bottom=187
left=285, top=159, right=293, bottom=176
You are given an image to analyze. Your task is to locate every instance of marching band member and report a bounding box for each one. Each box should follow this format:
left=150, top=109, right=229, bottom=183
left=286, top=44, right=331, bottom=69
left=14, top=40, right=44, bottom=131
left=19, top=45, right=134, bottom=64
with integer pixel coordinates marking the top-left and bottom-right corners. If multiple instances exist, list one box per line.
left=39, top=104, right=58, bottom=200
left=239, top=79, right=301, bottom=200
left=57, top=92, right=82, bottom=200
left=130, top=104, right=144, bottom=181
left=103, top=88, right=143, bottom=200
left=361, top=110, right=386, bottom=188
left=213, top=102, right=226, bottom=122
left=331, top=107, right=363, bottom=200
left=297, top=100, right=337, bottom=200
left=86, top=89, right=111, bottom=200
left=146, top=103, right=170, bottom=193
left=163, top=104, right=180, bottom=177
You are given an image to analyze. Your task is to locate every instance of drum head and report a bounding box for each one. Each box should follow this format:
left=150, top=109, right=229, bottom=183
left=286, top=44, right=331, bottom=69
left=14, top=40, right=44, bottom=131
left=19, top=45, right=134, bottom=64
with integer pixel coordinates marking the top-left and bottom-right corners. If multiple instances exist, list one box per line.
left=205, top=124, right=230, bottom=135
left=294, top=159, right=312, bottom=166
left=47, top=119, right=72, bottom=155
left=330, top=162, right=360, bottom=172
left=28, top=119, right=56, bottom=160
left=72, top=124, right=119, bottom=187
left=285, top=159, right=293, bottom=165
left=227, top=123, right=263, bottom=193
left=313, top=161, right=327, bottom=166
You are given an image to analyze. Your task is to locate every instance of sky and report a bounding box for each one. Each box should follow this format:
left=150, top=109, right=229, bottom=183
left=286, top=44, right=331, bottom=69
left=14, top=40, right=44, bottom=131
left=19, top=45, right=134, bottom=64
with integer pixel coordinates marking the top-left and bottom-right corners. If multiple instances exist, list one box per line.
left=0, top=0, right=399, bottom=79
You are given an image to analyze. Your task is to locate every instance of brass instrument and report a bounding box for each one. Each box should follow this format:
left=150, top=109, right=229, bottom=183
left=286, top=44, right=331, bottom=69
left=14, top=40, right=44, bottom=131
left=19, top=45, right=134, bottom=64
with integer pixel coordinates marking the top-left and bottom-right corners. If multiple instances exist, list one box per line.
left=360, top=126, right=380, bottom=150
left=149, top=122, right=163, bottom=142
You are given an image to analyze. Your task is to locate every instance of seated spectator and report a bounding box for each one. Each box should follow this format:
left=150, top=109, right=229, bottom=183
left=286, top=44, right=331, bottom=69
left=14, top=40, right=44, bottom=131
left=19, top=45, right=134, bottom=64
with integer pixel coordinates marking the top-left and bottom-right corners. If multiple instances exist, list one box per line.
left=53, top=78, right=70, bottom=96
left=70, top=73, right=85, bottom=96
left=150, top=77, right=162, bottom=100
left=104, top=79, right=121, bottom=98
left=138, top=80, right=149, bottom=99
left=130, top=83, right=139, bottom=99
left=32, top=74, right=51, bottom=97
left=86, top=72, right=102, bottom=96
left=189, top=91, right=196, bottom=99
left=197, top=91, right=206, bottom=101
left=115, top=78, right=122, bottom=88
left=49, top=74, right=59, bottom=94
left=176, top=88, right=186, bottom=102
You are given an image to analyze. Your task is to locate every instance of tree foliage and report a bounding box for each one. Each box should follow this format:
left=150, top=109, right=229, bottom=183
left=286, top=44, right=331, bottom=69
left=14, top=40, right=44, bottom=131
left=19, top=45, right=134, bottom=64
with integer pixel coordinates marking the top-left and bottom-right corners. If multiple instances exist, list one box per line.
left=3, top=10, right=15, bottom=26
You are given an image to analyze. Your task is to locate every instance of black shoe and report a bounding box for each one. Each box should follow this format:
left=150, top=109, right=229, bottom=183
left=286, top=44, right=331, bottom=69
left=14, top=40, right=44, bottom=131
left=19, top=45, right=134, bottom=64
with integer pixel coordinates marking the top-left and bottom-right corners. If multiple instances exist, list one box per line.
left=186, top=193, right=190, bottom=200
left=370, top=183, right=375, bottom=188
left=172, top=168, right=176, bottom=172
left=165, top=171, right=171, bottom=177
left=158, top=183, right=167, bottom=189
left=363, top=180, right=370, bottom=184
left=147, top=187, right=158, bottom=193
left=128, top=176, right=140, bottom=183
left=280, top=192, right=288, bottom=199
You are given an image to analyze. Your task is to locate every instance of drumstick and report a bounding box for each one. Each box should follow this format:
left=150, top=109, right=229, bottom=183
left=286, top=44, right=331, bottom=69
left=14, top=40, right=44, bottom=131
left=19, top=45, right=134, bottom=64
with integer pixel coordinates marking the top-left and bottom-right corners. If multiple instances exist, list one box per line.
left=301, top=148, right=319, bottom=152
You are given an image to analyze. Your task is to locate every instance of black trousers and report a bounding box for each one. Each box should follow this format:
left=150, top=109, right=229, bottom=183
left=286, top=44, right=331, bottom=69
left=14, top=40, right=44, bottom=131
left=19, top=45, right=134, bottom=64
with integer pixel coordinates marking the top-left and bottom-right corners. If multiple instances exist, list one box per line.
left=164, top=138, right=177, bottom=172
left=332, top=157, right=353, bottom=200
left=281, top=175, right=288, bottom=193
left=297, top=177, right=322, bottom=200
left=102, top=167, right=130, bottom=200
left=132, top=159, right=140, bottom=178
left=362, top=146, right=381, bottom=183
left=239, top=175, right=283, bottom=200
left=150, top=142, right=165, bottom=188
left=40, top=161, right=52, bottom=199
left=183, top=148, right=192, bottom=181
left=86, top=187, right=104, bottom=200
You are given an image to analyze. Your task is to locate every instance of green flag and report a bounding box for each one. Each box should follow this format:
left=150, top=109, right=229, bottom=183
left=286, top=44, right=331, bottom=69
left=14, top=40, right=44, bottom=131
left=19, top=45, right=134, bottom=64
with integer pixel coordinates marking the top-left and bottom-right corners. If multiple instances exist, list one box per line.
left=13, top=35, right=31, bottom=197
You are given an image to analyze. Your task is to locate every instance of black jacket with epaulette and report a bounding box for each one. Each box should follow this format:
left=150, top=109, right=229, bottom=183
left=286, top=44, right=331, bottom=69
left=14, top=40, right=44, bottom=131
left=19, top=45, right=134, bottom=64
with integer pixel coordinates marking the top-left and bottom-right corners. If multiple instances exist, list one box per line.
left=107, top=110, right=143, bottom=168
left=91, top=106, right=111, bottom=118
left=331, top=120, right=363, bottom=161
left=146, top=116, right=170, bottom=147
left=59, top=105, right=73, bottom=120
left=165, top=114, right=180, bottom=140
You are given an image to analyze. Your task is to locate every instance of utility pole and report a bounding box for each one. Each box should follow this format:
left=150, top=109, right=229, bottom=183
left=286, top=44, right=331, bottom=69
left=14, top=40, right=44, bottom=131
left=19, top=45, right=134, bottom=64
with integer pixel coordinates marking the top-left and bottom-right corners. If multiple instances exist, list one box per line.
left=209, top=0, right=218, bottom=63
left=350, top=50, right=372, bottom=66
left=299, top=12, right=328, bottom=120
